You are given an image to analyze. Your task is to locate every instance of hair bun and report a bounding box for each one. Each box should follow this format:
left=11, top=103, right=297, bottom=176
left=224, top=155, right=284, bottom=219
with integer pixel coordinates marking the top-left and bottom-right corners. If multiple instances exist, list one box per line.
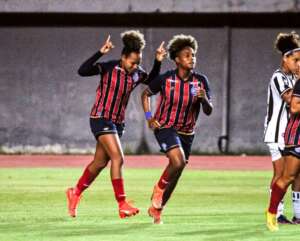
left=275, top=31, right=300, bottom=55
left=121, top=30, right=145, bottom=53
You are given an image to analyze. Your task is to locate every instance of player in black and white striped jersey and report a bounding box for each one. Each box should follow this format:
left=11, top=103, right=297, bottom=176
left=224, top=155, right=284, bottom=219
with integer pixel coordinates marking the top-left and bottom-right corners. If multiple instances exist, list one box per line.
left=264, top=32, right=300, bottom=224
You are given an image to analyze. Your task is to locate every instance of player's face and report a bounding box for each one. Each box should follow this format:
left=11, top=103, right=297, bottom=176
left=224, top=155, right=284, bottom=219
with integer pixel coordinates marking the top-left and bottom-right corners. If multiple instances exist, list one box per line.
left=175, top=47, right=196, bottom=70
left=121, top=52, right=142, bottom=73
left=284, top=51, right=300, bottom=75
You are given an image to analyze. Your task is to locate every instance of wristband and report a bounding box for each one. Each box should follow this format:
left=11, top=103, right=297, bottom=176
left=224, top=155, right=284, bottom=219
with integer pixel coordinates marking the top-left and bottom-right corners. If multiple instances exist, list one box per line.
left=145, top=111, right=152, bottom=120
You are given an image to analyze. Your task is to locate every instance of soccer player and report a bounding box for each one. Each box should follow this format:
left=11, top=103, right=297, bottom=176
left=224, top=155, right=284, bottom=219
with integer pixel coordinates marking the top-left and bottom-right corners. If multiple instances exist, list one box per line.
left=141, top=34, right=213, bottom=224
left=66, top=30, right=166, bottom=219
left=264, top=32, right=300, bottom=224
left=266, top=32, right=300, bottom=231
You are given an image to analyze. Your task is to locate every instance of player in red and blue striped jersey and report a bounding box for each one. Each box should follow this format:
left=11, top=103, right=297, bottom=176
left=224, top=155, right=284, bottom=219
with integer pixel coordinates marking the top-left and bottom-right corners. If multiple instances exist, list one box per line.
left=141, top=34, right=213, bottom=224
left=66, top=30, right=166, bottom=219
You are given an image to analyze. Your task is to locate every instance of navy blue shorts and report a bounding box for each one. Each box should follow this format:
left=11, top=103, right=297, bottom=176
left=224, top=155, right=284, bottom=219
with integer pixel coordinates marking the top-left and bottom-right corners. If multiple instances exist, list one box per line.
left=154, top=128, right=194, bottom=160
left=90, top=117, right=125, bottom=140
left=282, top=146, right=300, bottom=159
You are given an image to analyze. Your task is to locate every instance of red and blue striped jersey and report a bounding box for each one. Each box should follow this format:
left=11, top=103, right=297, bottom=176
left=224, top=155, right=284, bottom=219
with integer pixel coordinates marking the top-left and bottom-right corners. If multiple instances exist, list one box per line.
left=285, top=79, right=300, bottom=146
left=148, top=69, right=211, bottom=134
left=78, top=51, right=161, bottom=124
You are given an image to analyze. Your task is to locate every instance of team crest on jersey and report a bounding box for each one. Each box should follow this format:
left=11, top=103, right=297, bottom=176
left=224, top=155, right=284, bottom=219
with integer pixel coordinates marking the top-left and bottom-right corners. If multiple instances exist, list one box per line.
left=132, top=72, right=139, bottom=82
left=190, top=84, right=200, bottom=96
left=282, top=77, right=289, bottom=86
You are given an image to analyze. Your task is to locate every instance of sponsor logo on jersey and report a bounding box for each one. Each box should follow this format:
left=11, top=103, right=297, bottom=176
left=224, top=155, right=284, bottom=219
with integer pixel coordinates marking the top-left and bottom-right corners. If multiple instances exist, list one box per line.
left=168, top=78, right=177, bottom=83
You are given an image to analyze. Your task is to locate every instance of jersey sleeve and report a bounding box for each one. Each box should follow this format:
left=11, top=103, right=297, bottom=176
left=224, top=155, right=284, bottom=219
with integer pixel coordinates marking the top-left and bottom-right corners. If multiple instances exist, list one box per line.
left=293, top=80, right=300, bottom=97
left=142, top=59, right=162, bottom=85
left=147, top=74, right=164, bottom=95
left=200, top=75, right=212, bottom=101
left=78, top=51, right=103, bottom=76
left=96, top=61, right=114, bottom=74
left=272, top=73, right=292, bottom=96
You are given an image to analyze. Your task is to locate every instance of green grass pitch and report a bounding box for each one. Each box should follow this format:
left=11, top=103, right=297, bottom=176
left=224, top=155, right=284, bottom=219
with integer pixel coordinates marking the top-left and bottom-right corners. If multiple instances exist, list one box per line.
left=0, top=168, right=298, bottom=241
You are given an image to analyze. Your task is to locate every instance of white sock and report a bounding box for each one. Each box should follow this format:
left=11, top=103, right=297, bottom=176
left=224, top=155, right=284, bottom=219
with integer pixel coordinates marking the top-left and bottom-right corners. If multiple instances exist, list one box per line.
left=270, top=188, right=284, bottom=217
left=292, top=191, right=300, bottom=219
left=277, top=201, right=284, bottom=218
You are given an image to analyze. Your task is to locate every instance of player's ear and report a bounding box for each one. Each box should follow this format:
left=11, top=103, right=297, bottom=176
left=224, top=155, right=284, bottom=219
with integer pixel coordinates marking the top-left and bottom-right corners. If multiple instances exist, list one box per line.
left=282, top=55, right=290, bottom=63
left=175, top=56, right=180, bottom=64
left=121, top=54, right=127, bottom=62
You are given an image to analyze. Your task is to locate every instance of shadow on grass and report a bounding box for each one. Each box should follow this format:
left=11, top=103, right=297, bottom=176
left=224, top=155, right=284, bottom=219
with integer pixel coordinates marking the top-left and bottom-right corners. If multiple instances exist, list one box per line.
left=47, top=222, right=153, bottom=237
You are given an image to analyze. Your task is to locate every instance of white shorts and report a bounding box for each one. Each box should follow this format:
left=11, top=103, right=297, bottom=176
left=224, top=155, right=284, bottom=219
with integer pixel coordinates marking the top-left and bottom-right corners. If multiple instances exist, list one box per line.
left=266, top=143, right=284, bottom=162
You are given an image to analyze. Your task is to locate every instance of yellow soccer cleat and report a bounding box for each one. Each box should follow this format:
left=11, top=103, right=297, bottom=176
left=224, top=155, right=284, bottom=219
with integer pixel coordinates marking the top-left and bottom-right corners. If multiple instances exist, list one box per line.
left=266, top=211, right=279, bottom=232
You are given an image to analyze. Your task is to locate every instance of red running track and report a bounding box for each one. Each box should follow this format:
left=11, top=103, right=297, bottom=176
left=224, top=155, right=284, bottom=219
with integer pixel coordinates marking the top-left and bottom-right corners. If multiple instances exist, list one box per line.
left=0, top=155, right=271, bottom=170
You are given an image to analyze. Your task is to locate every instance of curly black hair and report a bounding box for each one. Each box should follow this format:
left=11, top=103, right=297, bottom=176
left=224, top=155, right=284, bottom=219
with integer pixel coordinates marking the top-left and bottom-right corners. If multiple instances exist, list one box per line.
left=167, top=34, right=198, bottom=60
left=275, top=31, right=300, bottom=55
left=121, top=30, right=145, bottom=56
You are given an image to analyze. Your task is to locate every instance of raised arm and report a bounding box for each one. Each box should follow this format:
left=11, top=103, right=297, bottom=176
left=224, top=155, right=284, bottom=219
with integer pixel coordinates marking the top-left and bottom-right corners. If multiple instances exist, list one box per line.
left=144, top=41, right=167, bottom=84
left=78, top=35, right=114, bottom=76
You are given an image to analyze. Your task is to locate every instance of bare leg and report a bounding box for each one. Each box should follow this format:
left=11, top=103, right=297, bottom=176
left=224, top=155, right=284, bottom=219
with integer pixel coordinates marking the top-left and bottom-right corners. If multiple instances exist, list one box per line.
left=98, top=133, right=124, bottom=180
left=271, top=157, right=285, bottom=186
left=87, top=140, right=110, bottom=176
left=98, top=133, right=139, bottom=218
left=161, top=147, right=186, bottom=207
left=277, top=155, right=300, bottom=190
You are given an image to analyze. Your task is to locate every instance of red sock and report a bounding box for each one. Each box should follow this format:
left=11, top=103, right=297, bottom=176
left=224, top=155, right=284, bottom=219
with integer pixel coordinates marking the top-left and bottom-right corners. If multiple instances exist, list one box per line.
left=75, top=165, right=97, bottom=196
left=268, top=182, right=287, bottom=214
left=157, top=167, right=170, bottom=190
left=112, top=178, right=126, bottom=204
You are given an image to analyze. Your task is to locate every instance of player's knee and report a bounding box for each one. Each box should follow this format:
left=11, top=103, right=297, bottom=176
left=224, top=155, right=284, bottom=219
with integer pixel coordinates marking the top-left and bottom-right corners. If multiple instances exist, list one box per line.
left=111, top=156, right=124, bottom=167
left=283, top=174, right=297, bottom=185
left=173, top=158, right=186, bottom=171
left=274, top=167, right=284, bottom=177
left=92, top=158, right=109, bottom=169
left=96, top=160, right=109, bottom=170
left=273, top=174, right=282, bottom=183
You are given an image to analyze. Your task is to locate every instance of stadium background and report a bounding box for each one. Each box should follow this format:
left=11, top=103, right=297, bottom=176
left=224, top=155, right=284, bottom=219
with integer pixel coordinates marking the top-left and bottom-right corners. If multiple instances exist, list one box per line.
left=1, top=0, right=300, bottom=154
left=2, top=2, right=300, bottom=241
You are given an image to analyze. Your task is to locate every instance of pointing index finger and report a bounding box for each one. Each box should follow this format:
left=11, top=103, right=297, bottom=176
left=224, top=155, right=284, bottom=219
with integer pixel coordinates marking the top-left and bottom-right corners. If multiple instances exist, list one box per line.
left=106, top=35, right=111, bottom=43
left=159, top=41, right=165, bottom=50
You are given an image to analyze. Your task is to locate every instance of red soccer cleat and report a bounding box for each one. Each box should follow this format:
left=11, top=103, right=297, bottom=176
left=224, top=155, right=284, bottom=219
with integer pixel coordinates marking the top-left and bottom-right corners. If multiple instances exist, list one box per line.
left=151, top=184, right=164, bottom=209
left=148, top=206, right=163, bottom=224
left=66, top=187, right=82, bottom=218
left=118, top=201, right=139, bottom=219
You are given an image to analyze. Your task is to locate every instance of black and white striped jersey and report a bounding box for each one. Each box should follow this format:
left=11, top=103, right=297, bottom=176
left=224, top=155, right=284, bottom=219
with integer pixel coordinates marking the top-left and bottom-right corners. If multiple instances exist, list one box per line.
left=264, top=69, right=296, bottom=144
